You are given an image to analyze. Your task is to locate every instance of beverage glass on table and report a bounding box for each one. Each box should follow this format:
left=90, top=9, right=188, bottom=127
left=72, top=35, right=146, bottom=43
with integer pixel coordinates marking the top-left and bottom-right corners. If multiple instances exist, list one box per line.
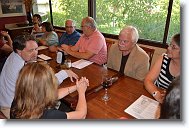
left=101, top=75, right=112, bottom=101
left=65, top=59, right=72, bottom=68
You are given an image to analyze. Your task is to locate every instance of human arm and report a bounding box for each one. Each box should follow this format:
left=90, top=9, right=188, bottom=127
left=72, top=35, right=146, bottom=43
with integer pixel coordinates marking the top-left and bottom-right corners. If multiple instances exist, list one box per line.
left=55, top=70, right=78, bottom=85
left=0, top=44, right=13, bottom=53
left=144, top=55, right=166, bottom=103
left=1, top=31, right=13, bottom=48
left=66, top=77, right=89, bottom=119
left=61, top=44, right=94, bottom=59
left=57, top=85, right=77, bottom=99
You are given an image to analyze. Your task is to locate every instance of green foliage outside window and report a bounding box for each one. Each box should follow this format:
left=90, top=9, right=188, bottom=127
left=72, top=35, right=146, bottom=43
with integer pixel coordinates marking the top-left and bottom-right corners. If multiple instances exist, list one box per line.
left=48, top=0, right=180, bottom=43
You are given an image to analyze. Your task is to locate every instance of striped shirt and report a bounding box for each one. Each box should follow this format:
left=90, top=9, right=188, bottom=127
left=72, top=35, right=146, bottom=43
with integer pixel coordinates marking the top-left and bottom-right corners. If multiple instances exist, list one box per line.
left=154, top=54, right=175, bottom=89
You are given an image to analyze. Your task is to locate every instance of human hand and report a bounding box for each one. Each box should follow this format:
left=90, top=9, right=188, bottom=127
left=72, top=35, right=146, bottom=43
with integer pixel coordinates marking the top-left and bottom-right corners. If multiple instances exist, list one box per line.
left=0, top=31, right=9, bottom=37
left=76, top=77, right=89, bottom=93
left=61, top=44, right=70, bottom=51
left=57, top=46, right=63, bottom=51
left=153, top=91, right=165, bottom=104
left=65, top=70, right=79, bottom=82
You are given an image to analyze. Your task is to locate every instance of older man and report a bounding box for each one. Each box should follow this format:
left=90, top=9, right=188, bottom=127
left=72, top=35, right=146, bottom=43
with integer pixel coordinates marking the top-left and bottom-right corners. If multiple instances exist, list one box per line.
left=107, top=26, right=149, bottom=81
left=61, top=17, right=107, bottom=65
left=0, top=34, right=78, bottom=118
left=59, top=19, right=80, bottom=46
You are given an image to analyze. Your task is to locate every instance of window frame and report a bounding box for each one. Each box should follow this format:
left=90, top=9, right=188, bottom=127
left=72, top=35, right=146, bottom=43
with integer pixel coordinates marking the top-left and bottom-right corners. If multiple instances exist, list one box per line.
left=48, top=0, right=175, bottom=48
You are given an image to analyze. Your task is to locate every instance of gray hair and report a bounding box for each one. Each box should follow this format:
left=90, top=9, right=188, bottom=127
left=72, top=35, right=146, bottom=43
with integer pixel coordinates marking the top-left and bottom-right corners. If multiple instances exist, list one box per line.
left=120, top=26, right=139, bottom=43
left=65, top=19, right=76, bottom=27
left=83, top=17, right=97, bottom=29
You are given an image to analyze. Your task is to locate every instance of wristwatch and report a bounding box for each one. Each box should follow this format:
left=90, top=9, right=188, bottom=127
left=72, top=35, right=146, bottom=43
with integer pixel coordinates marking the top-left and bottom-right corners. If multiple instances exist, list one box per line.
left=152, top=91, right=158, bottom=97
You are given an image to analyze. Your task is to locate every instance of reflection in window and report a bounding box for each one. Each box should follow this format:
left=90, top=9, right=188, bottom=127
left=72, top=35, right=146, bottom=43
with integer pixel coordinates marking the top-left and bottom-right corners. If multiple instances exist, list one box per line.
left=32, top=0, right=50, bottom=22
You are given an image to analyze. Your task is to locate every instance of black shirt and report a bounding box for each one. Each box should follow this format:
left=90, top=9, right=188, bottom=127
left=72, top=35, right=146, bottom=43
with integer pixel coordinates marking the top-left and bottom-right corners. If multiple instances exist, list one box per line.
left=119, top=54, right=130, bottom=74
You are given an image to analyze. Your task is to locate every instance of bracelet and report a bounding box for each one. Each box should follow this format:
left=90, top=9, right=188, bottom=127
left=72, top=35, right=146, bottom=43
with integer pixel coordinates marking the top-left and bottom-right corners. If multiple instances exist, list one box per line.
left=67, top=87, right=71, bottom=94
left=152, top=91, right=158, bottom=97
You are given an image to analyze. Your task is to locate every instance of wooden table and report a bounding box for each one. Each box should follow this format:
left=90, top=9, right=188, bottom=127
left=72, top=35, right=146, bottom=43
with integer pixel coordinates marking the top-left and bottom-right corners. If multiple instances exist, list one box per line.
left=38, top=49, right=154, bottom=119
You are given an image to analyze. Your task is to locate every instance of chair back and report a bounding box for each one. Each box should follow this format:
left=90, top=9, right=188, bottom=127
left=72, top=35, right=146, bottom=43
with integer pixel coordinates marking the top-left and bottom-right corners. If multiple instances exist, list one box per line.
left=140, top=46, right=155, bottom=67
left=105, top=39, right=115, bottom=54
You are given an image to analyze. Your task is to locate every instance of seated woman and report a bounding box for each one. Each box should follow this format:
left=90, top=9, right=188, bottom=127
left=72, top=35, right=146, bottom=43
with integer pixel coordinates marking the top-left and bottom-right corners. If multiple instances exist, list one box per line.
left=38, top=22, right=59, bottom=52
left=10, top=62, right=88, bottom=119
left=144, top=33, right=180, bottom=103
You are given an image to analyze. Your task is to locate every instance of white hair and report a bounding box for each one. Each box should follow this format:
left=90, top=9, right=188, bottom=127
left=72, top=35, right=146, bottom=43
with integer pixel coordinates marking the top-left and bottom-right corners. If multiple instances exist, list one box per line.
left=120, top=26, right=139, bottom=43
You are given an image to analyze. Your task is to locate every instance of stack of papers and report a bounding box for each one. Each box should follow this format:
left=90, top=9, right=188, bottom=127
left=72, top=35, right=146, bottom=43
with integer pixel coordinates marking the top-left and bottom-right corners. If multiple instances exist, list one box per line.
left=37, top=46, right=48, bottom=50
left=72, top=59, right=93, bottom=69
left=124, top=95, right=159, bottom=119
left=37, top=54, right=52, bottom=61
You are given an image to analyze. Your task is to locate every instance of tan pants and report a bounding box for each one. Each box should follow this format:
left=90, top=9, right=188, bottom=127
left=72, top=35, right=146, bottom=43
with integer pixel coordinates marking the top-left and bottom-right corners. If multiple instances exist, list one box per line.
left=0, top=106, right=10, bottom=119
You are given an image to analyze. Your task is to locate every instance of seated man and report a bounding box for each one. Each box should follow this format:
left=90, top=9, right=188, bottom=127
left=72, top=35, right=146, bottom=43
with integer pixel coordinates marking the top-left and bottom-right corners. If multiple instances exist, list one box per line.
left=0, top=34, right=78, bottom=118
left=0, top=30, right=13, bottom=73
left=61, top=17, right=107, bottom=65
left=59, top=19, right=80, bottom=46
left=107, top=26, right=149, bottom=81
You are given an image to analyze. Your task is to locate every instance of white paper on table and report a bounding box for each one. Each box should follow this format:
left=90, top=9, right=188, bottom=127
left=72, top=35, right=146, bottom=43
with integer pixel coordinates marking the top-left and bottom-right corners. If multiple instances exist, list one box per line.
left=124, top=95, right=159, bottom=119
left=37, top=46, right=48, bottom=50
left=37, top=54, right=52, bottom=61
left=72, top=59, right=93, bottom=69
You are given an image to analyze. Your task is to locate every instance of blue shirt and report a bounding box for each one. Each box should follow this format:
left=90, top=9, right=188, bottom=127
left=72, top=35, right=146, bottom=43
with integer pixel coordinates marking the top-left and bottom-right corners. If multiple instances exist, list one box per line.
left=59, top=30, right=80, bottom=46
left=0, top=52, right=68, bottom=108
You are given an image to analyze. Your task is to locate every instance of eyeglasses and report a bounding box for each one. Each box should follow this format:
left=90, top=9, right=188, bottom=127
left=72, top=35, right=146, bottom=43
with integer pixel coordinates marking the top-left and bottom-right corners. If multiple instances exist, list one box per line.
left=65, top=26, right=74, bottom=28
left=168, top=44, right=180, bottom=50
left=80, top=25, right=88, bottom=28
left=118, top=39, right=129, bottom=44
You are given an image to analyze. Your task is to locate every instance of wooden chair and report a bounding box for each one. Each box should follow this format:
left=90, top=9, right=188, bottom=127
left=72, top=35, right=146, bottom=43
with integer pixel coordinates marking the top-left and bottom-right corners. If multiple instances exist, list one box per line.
left=140, top=46, right=155, bottom=67
left=105, top=39, right=115, bottom=53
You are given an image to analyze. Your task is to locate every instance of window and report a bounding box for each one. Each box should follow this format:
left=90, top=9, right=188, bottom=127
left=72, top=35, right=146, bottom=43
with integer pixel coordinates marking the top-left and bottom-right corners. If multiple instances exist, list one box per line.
left=167, top=0, right=180, bottom=43
left=32, top=0, right=50, bottom=22
left=33, top=0, right=180, bottom=45
left=51, top=0, right=88, bottom=28
left=96, top=0, right=180, bottom=43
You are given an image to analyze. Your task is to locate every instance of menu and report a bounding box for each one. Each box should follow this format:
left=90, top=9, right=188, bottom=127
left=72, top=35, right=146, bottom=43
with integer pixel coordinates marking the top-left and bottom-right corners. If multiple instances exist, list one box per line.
left=72, top=59, right=93, bottom=69
left=124, top=95, right=160, bottom=119
left=37, top=54, right=52, bottom=61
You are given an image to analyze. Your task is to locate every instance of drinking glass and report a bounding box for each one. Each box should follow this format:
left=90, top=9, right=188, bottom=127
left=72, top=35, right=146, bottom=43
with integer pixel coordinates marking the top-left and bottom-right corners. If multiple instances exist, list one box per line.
left=65, top=59, right=72, bottom=68
left=101, top=76, right=112, bottom=101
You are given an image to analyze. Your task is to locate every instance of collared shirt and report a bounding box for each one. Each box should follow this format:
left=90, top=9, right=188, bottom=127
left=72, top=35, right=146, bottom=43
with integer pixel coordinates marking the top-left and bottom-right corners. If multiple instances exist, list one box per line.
left=0, top=52, right=68, bottom=108
left=0, top=52, right=25, bottom=108
left=75, top=30, right=107, bottom=65
left=59, top=30, right=80, bottom=46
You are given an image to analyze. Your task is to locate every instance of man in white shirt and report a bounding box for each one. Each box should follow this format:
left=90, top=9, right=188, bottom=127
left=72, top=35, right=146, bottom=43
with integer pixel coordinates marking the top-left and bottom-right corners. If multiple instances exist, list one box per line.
left=0, top=34, right=78, bottom=118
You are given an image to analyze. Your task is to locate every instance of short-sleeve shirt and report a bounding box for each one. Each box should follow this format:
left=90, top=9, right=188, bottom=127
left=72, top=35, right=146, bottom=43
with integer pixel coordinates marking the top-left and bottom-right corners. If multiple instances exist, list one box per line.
left=41, top=31, right=59, bottom=46
left=75, top=30, right=107, bottom=65
left=59, top=30, right=80, bottom=46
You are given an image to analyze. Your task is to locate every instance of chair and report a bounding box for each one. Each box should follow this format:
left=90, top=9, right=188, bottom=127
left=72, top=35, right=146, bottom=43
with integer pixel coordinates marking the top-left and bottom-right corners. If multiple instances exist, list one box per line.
left=140, top=46, right=155, bottom=67
left=105, top=39, right=115, bottom=53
